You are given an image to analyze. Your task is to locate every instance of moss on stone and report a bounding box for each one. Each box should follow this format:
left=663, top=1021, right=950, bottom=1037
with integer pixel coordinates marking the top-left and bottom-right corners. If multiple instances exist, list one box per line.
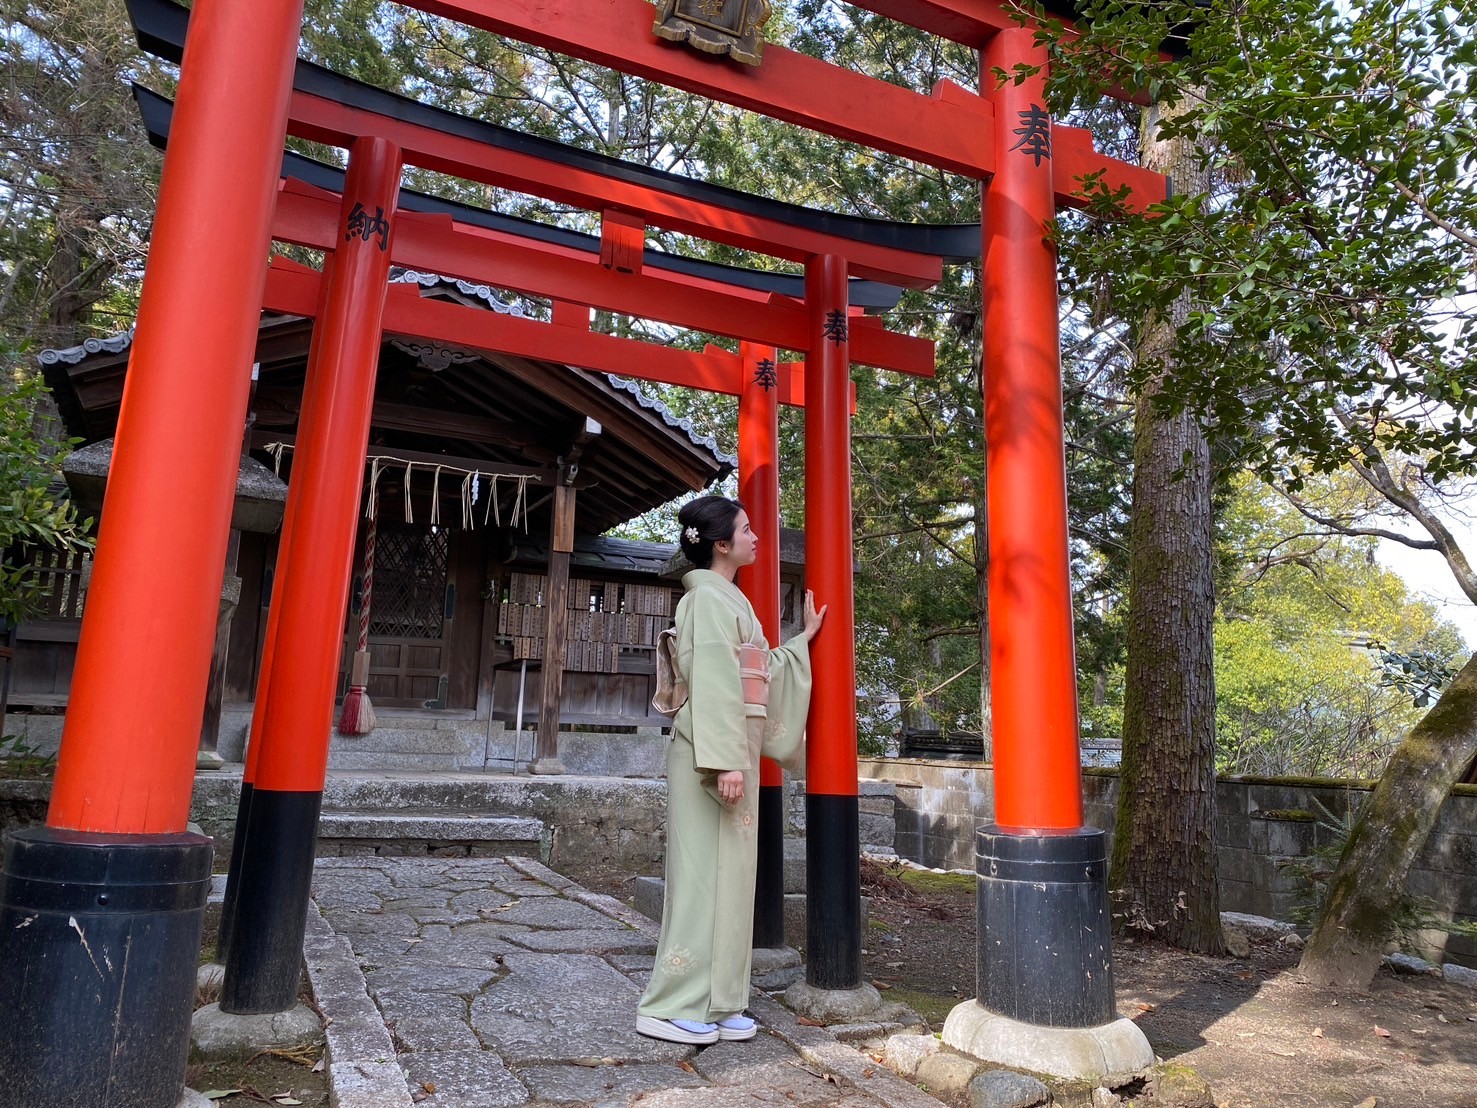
left=1154, top=1061, right=1215, bottom=1108
left=899, top=869, right=975, bottom=895
left=1228, top=772, right=1377, bottom=789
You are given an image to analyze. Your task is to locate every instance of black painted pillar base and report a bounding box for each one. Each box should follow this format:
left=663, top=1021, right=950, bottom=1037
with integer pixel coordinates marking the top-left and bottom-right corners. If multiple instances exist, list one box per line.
left=753, top=783, right=785, bottom=949
left=975, top=825, right=1115, bottom=1027
left=216, top=778, right=254, bottom=963
left=220, top=788, right=322, bottom=1014
left=943, top=824, right=1155, bottom=1080
left=0, top=826, right=213, bottom=1108
left=804, top=792, right=860, bottom=989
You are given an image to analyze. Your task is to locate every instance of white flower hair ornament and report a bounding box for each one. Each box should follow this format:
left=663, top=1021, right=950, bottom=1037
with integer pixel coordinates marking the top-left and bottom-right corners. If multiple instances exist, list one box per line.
left=684, top=526, right=700, bottom=544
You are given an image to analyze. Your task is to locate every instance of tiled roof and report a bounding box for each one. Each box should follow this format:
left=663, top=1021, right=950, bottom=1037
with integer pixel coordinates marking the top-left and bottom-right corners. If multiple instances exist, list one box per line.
left=34, top=270, right=733, bottom=468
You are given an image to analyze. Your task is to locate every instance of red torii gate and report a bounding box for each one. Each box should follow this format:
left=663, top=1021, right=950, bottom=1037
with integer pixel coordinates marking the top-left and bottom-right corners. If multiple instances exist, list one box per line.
left=0, top=0, right=1171, bottom=1100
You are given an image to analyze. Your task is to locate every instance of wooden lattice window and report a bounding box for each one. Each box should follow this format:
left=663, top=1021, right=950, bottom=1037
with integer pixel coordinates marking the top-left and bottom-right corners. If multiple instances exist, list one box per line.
left=20, top=546, right=92, bottom=621
left=368, top=524, right=451, bottom=640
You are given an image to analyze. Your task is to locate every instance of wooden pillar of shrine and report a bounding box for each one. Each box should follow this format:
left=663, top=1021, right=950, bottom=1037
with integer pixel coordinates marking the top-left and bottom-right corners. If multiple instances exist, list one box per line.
left=529, top=470, right=577, bottom=775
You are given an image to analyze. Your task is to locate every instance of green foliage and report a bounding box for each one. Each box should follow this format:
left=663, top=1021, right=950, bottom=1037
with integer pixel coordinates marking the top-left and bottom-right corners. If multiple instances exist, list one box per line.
left=1044, top=0, right=1477, bottom=484
left=0, top=732, right=58, bottom=779
left=1, top=0, right=169, bottom=355
left=1366, top=641, right=1459, bottom=708
left=0, top=371, right=92, bottom=623
left=1213, top=475, right=1466, bottom=776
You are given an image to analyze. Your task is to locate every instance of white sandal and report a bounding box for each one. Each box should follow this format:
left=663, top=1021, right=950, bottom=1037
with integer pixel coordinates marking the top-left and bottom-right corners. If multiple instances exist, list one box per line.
left=716, top=1014, right=757, bottom=1041
left=636, top=1015, right=721, bottom=1044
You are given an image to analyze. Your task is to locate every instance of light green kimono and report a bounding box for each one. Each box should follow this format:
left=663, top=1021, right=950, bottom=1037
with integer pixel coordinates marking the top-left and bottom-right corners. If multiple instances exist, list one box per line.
left=637, top=569, right=811, bottom=1022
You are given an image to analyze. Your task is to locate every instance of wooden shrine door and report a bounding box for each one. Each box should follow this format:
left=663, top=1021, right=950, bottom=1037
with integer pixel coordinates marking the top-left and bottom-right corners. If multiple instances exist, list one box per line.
left=347, top=521, right=460, bottom=709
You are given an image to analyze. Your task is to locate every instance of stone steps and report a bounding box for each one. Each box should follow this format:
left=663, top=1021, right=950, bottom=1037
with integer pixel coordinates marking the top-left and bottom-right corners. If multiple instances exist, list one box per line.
left=315, top=811, right=546, bottom=859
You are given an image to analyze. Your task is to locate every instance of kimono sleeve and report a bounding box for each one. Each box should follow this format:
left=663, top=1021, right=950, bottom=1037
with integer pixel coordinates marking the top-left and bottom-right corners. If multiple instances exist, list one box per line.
left=761, top=638, right=811, bottom=772
left=677, top=588, right=750, bottom=774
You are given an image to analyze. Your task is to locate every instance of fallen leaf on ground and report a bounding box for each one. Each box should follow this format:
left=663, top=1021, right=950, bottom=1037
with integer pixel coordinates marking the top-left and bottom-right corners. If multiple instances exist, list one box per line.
left=1352, top=1098, right=1377, bottom=1108
left=311, top=1058, right=325, bottom=1073
left=676, top=1061, right=695, bottom=1073
left=272, top=1098, right=303, bottom=1106
left=1311, top=1028, right=1324, bottom=1038
left=1373, top=1026, right=1392, bottom=1038
left=1411, top=1029, right=1428, bottom=1035
left=421, top=1083, right=437, bottom=1093
left=797, top=1016, right=827, bottom=1027
left=1436, top=1014, right=1450, bottom=1024
left=871, top=980, right=892, bottom=990
left=1266, top=1047, right=1296, bottom=1057
left=788, top=1060, right=827, bottom=1080
left=200, top=1094, right=241, bottom=1102
left=1135, top=1002, right=1157, bottom=1012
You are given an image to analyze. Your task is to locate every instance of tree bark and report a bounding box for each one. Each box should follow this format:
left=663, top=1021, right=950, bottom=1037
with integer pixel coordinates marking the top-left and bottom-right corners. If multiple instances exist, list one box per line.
left=1299, top=653, right=1477, bottom=987
left=1110, top=95, right=1224, bottom=954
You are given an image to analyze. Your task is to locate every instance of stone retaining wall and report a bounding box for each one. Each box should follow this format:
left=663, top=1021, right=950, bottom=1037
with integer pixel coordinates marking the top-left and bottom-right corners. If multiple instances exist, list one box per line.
left=0, top=710, right=672, bottom=777
left=861, top=757, right=1477, bottom=967
left=1, top=770, right=669, bottom=873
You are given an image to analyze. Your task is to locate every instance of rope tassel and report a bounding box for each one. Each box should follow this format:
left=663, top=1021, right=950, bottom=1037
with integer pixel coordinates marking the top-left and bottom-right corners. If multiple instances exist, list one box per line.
left=337, top=488, right=379, bottom=736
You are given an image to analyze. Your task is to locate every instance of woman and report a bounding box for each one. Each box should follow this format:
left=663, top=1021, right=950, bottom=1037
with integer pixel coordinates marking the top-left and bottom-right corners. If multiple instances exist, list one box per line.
left=636, top=495, right=826, bottom=1046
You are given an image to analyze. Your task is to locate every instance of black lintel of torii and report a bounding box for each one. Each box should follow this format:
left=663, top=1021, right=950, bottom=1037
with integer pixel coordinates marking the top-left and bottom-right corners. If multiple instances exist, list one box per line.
left=130, top=86, right=906, bottom=313
left=125, top=0, right=984, bottom=266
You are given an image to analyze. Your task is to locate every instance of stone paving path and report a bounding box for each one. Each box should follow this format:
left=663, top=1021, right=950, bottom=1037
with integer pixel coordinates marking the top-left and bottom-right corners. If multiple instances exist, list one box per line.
left=305, top=855, right=946, bottom=1108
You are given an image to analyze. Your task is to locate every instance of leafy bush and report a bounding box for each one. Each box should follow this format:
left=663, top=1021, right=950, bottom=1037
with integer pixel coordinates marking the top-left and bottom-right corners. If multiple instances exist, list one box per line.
left=0, top=371, right=93, bottom=624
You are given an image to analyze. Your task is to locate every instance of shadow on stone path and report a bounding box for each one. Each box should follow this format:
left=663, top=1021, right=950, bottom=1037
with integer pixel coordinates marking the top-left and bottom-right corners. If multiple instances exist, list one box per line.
left=306, top=855, right=947, bottom=1108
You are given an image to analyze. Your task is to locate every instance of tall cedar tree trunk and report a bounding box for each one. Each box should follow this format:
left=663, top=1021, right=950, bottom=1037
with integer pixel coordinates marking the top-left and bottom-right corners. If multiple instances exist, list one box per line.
left=1299, top=653, right=1477, bottom=987
left=1109, top=97, right=1224, bottom=954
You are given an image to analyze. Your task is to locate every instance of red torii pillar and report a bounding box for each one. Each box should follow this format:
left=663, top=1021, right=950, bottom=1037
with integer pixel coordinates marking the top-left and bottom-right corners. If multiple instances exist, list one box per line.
left=800, top=254, right=865, bottom=992
left=217, top=255, right=336, bottom=967
left=220, top=136, right=404, bottom=1015
left=0, top=1, right=305, bottom=1103
left=942, top=29, right=1142, bottom=1066
left=736, top=341, right=786, bottom=949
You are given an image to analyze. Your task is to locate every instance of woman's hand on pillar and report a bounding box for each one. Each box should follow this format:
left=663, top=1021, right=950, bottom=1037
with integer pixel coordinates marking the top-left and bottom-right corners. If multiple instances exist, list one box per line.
left=799, top=589, right=828, bottom=643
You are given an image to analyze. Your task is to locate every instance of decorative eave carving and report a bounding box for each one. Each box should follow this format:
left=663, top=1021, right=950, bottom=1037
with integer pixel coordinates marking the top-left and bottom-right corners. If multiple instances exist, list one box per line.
left=652, top=0, right=771, bottom=67
left=390, top=339, right=480, bottom=373
left=36, top=329, right=136, bottom=367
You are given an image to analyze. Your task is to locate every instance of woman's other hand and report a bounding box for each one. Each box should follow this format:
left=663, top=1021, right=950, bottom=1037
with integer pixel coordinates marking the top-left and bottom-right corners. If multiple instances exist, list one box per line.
left=800, top=589, right=828, bottom=642
left=717, top=770, right=745, bottom=805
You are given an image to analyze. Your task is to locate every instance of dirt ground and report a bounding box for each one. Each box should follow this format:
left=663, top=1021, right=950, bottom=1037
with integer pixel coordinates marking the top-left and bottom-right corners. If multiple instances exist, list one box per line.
left=858, top=862, right=1477, bottom=1108
left=191, top=905, right=331, bottom=1107
left=572, top=859, right=1477, bottom=1108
